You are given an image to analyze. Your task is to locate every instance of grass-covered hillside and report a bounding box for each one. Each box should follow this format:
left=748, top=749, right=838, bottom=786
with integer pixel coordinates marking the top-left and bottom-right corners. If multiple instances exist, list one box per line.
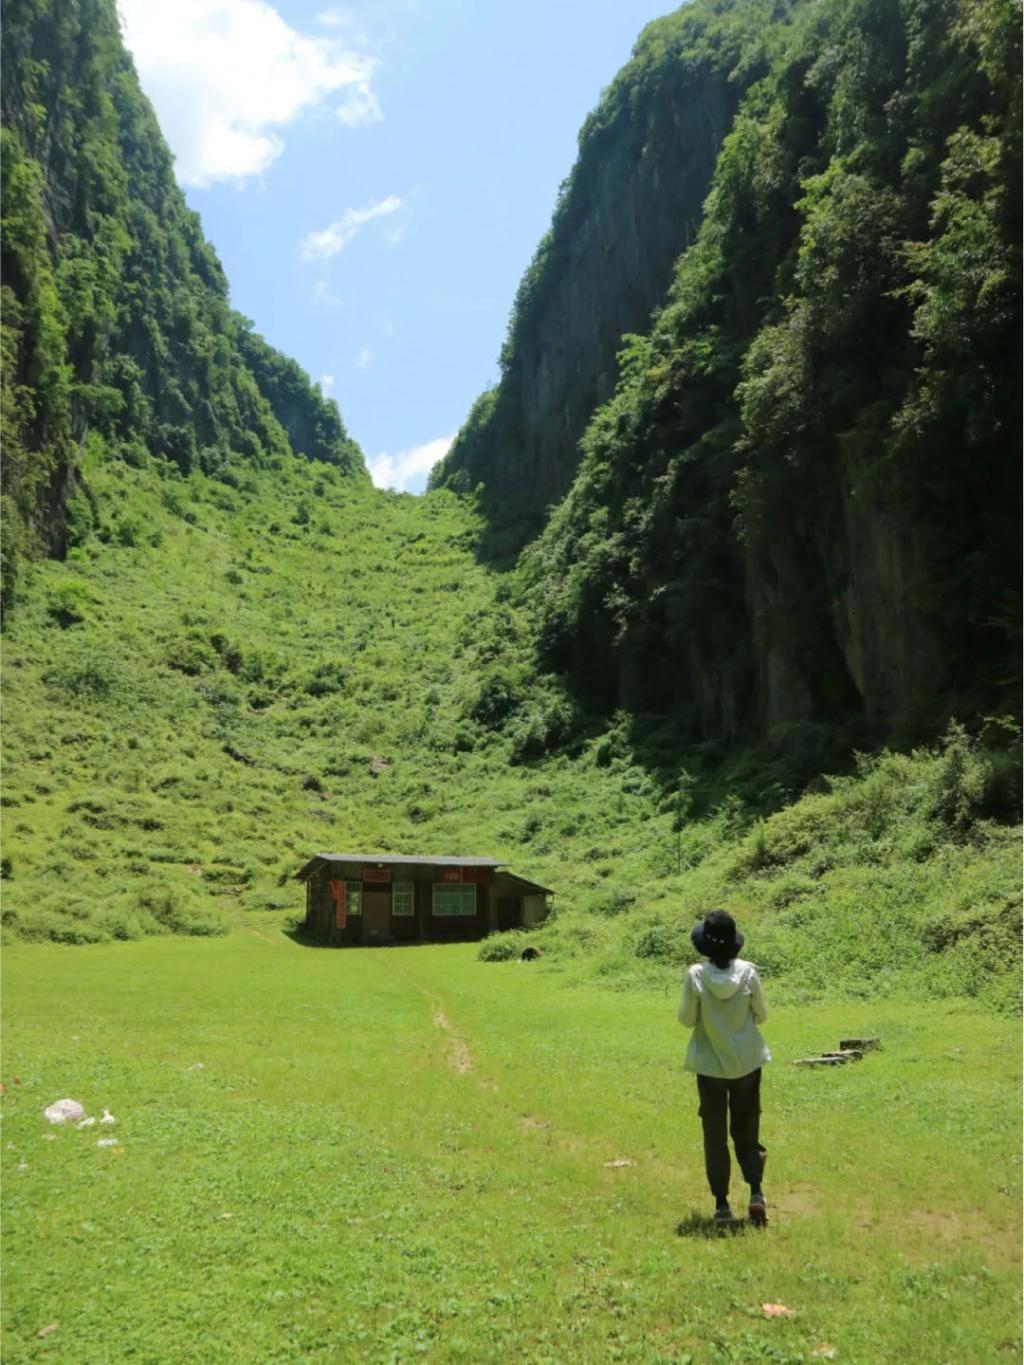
left=2, top=436, right=1019, bottom=1009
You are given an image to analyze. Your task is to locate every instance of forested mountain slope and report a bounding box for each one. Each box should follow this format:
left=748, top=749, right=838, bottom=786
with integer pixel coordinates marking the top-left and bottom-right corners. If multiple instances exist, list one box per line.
left=439, top=0, right=1021, bottom=755
left=1, top=0, right=364, bottom=613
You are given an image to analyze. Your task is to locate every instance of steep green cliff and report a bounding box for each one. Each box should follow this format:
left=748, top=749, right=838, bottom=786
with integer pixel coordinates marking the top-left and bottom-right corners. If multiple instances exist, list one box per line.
left=431, top=0, right=796, bottom=547
left=0, top=0, right=365, bottom=611
left=447, top=0, right=1021, bottom=750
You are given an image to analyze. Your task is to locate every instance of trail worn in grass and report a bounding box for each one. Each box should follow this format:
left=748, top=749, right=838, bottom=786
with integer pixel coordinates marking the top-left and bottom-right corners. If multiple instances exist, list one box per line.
left=2, top=924, right=1020, bottom=1362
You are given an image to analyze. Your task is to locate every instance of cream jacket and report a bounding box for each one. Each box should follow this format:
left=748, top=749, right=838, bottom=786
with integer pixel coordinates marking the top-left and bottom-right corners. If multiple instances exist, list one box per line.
left=678, top=958, right=771, bottom=1079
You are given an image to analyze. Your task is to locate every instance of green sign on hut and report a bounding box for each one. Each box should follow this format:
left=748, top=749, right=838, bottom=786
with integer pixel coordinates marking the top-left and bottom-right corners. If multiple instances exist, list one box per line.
left=296, top=853, right=553, bottom=946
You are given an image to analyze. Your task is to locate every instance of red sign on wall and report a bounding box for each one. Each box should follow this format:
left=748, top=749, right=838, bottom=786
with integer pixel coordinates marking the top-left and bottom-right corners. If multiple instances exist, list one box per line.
left=362, top=867, right=391, bottom=882
left=330, top=879, right=346, bottom=928
left=440, top=868, right=462, bottom=883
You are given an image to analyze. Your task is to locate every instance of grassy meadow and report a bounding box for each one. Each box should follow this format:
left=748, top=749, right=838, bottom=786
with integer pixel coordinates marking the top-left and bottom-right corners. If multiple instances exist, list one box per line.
left=2, top=923, right=1020, bottom=1362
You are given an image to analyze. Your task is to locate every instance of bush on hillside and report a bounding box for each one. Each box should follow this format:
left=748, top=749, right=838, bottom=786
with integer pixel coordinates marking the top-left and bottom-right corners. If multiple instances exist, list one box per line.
left=165, top=632, right=218, bottom=675
left=633, top=920, right=686, bottom=963
left=44, top=644, right=123, bottom=702
left=507, top=686, right=579, bottom=763
left=468, top=667, right=526, bottom=729
left=478, top=931, right=531, bottom=961
left=136, top=885, right=227, bottom=936
left=46, top=578, right=92, bottom=626
left=931, top=720, right=1022, bottom=832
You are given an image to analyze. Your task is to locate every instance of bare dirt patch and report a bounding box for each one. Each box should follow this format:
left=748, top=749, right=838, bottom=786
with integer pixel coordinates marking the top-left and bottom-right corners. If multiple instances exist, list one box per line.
left=520, top=1114, right=551, bottom=1131
left=774, top=1183, right=823, bottom=1219
left=432, top=1009, right=473, bottom=1074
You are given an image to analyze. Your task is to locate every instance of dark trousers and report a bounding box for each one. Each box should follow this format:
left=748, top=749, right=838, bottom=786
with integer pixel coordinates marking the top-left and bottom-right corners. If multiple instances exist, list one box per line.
left=696, top=1069, right=766, bottom=1200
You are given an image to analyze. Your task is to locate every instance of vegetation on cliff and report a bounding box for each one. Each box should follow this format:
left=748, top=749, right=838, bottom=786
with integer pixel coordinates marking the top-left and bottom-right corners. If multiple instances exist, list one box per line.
left=1, top=0, right=364, bottom=612
left=441, top=0, right=1020, bottom=754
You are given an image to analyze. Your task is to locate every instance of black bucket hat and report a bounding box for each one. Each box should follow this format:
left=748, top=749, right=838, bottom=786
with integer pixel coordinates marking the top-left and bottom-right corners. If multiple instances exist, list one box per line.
left=691, top=909, right=744, bottom=960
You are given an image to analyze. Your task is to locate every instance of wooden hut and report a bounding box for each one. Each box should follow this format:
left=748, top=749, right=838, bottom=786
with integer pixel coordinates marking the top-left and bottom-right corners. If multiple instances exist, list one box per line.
left=296, top=853, right=552, bottom=946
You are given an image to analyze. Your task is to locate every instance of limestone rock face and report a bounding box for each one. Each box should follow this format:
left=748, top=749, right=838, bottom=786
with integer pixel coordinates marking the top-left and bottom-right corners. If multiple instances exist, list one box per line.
left=435, top=36, right=747, bottom=534
left=503, top=71, right=736, bottom=516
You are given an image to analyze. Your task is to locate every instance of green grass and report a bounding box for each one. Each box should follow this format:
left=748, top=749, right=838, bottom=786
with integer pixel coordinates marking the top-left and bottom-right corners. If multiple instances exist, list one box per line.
left=2, top=923, right=1020, bottom=1362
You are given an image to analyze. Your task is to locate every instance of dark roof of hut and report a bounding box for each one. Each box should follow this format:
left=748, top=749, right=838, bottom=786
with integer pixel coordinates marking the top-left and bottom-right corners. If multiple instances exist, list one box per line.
left=494, top=870, right=555, bottom=896
left=296, top=852, right=505, bottom=880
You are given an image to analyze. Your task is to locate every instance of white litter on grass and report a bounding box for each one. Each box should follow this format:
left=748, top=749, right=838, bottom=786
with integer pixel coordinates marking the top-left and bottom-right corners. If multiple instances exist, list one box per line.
left=96, top=1138, right=119, bottom=1149
left=44, top=1099, right=85, bottom=1125
left=603, top=1158, right=636, bottom=1169
left=186, top=1062, right=205, bottom=1072
left=17, top=1161, right=28, bottom=1172
left=77, top=1116, right=96, bottom=1129
left=100, top=1108, right=116, bottom=1125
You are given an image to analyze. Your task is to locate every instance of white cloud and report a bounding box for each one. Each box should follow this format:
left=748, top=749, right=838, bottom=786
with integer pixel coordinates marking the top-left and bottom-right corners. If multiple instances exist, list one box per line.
left=384, top=226, right=404, bottom=246
left=319, top=374, right=335, bottom=394
left=368, top=435, right=454, bottom=493
left=312, top=279, right=344, bottom=308
left=356, top=346, right=374, bottom=369
left=117, top=0, right=380, bottom=188
left=335, top=83, right=382, bottom=128
left=301, top=196, right=402, bottom=261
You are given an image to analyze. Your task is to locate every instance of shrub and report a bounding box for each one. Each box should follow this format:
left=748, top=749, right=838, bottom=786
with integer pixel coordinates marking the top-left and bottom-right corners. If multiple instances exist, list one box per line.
left=478, top=931, right=530, bottom=961
left=47, top=578, right=92, bottom=626
left=136, top=885, right=227, bottom=936
left=592, top=886, right=637, bottom=917
left=165, top=632, right=218, bottom=675
left=45, top=646, right=122, bottom=701
left=633, top=920, right=686, bottom=962
left=304, top=659, right=349, bottom=696
left=468, top=667, right=525, bottom=729
left=114, top=515, right=143, bottom=547
left=507, top=686, right=579, bottom=763
left=931, top=722, right=988, bottom=833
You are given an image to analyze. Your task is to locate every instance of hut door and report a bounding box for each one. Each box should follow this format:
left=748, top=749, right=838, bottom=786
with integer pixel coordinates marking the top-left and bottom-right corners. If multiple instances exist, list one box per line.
left=497, top=896, right=519, bottom=931
left=362, top=887, right=391, bottom=944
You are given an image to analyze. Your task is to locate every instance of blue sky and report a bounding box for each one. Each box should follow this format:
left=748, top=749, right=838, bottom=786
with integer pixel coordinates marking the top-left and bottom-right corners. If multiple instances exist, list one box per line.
left=118, top=0, right=675, bottom=491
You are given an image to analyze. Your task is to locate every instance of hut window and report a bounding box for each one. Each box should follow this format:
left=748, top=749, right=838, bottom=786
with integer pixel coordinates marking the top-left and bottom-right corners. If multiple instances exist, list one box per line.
left=432, top=884, right=476, bottom=917
left=392, top=882, right=414, bottom=917
left=346, top=882, right=362, bottom=914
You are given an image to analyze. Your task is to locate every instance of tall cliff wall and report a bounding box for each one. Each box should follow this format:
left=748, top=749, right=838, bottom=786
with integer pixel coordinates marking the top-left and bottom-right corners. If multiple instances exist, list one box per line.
left=513, top=0, right=1020, bottom=750
left=432, top=2, right=788, bottom=544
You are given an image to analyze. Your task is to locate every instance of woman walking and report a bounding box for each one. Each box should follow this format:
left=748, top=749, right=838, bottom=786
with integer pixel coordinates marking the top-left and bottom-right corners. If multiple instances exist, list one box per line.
left=678, top=910, right=770, bottom=1225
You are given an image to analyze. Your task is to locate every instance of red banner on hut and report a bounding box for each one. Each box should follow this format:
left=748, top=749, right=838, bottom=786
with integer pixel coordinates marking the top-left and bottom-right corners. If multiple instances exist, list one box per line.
left=330, top=879, right=346, bottom=928
left=362, top=867, right=391, bottom=883
left=439, top=866, right=490, bottom=884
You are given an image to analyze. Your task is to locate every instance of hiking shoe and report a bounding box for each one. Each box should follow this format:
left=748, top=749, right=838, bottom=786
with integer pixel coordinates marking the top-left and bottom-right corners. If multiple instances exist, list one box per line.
left=748, top=1193, right=768, bottom=1226
left=713, top=1204, right=735, bottom=1225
